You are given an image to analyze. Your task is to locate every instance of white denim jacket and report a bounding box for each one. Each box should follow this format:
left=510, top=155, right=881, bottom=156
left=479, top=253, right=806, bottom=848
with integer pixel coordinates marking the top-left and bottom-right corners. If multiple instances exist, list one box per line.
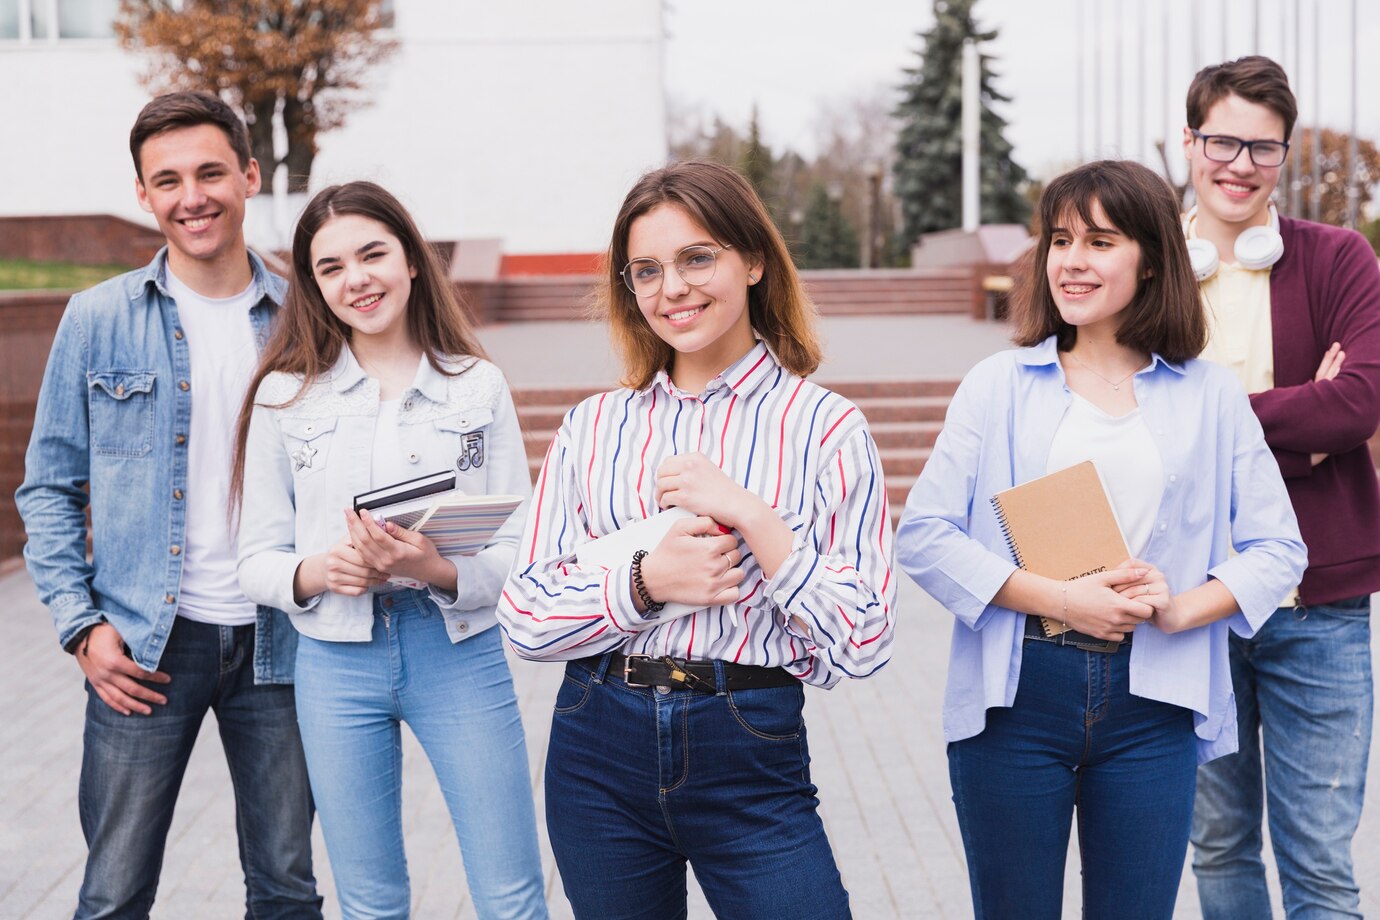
left=237, top=349, right=530, bottom=643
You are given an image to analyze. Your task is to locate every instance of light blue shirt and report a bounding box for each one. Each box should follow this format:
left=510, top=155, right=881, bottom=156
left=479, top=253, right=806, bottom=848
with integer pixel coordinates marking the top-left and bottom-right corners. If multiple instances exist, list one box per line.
left=896, top=336, right=1306, bottom=763
left=17, top=248, right=297, bottom=683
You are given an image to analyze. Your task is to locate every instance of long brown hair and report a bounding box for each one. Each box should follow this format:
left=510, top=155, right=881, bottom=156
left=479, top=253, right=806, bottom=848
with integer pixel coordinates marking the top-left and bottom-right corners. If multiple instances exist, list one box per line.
left=229, top=180, right=488, bottom=512
left=598, top=158, right=822, bottom=389
left=1010, top=160, right=1206, bottom=363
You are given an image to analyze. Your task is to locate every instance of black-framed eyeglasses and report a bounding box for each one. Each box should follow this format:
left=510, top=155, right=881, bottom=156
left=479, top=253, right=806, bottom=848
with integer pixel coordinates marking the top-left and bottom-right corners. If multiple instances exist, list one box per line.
left=1191, top=129, right=1290, bottom=167
left=620, top=244, right=732, bottom=297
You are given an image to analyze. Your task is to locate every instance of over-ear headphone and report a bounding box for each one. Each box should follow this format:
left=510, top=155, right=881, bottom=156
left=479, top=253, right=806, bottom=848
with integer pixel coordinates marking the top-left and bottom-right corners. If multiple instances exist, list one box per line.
left=1182, top=203, right=1284, bottom=281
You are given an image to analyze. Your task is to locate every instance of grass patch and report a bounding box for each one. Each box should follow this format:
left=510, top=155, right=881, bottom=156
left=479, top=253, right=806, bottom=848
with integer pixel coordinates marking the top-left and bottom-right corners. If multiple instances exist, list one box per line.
left=0, top=259, right=130, bottom=291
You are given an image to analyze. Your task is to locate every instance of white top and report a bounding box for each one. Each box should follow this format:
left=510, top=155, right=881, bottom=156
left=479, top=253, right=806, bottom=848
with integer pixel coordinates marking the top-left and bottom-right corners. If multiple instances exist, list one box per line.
left=1047, top=393, right=1165, bottom=558
left=167, top=270, right=260, bottom=626
left=371, top=398, right=414, bottom=490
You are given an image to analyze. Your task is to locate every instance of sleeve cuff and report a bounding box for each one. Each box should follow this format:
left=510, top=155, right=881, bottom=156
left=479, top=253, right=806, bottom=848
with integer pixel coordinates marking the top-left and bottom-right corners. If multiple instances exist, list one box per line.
left=605, top=563, right=648, bottom=633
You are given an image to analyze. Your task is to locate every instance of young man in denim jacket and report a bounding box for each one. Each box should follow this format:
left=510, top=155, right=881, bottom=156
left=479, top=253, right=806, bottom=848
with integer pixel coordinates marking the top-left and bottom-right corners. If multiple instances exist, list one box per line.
left=1183, top=57, right=1380, bottom=919
left=16, top=92, right=322, bottom=919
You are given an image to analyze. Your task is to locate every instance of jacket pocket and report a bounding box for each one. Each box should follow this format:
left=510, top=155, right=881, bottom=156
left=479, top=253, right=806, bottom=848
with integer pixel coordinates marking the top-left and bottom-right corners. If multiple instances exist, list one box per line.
left=436, top=408, right=495, bottom=483
left=88, top=371, right=155, bottom=458
left=281, top=416, right=337, bottom=478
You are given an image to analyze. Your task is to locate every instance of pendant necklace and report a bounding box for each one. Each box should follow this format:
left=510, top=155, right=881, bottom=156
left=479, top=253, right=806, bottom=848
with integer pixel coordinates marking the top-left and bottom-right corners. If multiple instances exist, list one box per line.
left=1066, top=351, right=1138, bottom=391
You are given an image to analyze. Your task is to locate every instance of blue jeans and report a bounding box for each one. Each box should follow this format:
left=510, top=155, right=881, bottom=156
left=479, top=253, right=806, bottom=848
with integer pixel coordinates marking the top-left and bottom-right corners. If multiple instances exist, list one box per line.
left=293, top=591, right=546, bottom=920
left=1192, top=595, right=1374, bottom=920
left=947, top=639, right=1198, bottom=920
left=543, top=654, right=850, bottom=920
left=76, top=616, right=321, bottom=920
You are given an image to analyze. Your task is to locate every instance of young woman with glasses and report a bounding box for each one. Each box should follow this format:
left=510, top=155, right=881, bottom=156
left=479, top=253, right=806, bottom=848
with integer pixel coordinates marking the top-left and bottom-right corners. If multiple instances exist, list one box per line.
left=230, top=181, right=548, bottom=919
left=497, top=158, right=896, bottom=920
left=894, top=160, right=1306, bottom=919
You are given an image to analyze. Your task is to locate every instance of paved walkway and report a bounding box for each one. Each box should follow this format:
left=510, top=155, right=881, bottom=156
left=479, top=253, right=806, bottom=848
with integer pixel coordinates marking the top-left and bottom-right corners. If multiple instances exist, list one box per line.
left=4, top=559, right=1377, bottom=918
left=477, top=315, right=1016, bottom=389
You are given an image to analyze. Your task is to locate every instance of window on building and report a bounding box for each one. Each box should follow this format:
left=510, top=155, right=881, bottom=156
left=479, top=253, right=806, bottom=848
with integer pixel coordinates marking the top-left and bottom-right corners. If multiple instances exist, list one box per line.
left=0, top=0, right=20, bottom=39
left=2, top=0, right=117, bottom=41
left=58, top=0, right=115, bottom=37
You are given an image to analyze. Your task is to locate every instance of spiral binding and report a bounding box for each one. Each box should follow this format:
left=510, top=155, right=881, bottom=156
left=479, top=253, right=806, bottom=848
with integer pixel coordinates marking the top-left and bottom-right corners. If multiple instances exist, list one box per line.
left=990, top=496, right=1026, bottom=569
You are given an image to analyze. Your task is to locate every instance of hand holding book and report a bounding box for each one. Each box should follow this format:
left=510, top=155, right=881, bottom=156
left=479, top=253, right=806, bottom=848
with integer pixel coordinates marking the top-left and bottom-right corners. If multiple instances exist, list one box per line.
left=344, top=508, right=457, bottom=594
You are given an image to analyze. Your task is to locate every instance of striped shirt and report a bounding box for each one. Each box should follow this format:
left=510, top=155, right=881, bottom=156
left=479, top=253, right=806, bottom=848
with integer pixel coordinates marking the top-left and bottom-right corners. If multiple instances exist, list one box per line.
left=497, top=341, right=896, bottom=688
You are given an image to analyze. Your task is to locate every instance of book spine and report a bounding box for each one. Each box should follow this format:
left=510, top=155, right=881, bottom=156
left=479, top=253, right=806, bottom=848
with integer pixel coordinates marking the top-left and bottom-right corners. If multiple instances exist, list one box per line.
left=989, top=496, right=1027, bottom=569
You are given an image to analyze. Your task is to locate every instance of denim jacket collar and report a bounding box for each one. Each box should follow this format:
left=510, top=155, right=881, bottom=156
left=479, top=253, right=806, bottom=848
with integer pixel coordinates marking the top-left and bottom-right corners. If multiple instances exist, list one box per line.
left=325, top=348, right=458, bottom=408
left=135, top=246, right=281, bottom=305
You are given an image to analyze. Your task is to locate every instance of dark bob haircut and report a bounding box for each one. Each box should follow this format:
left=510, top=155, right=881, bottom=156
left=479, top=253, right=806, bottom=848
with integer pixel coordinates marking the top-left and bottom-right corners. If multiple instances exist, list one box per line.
left=1010, top=159, right=1206, bottom=363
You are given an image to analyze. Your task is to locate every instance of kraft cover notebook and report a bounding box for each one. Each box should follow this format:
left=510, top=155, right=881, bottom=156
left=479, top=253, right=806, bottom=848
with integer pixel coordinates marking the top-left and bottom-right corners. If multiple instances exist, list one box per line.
left=990, top=460, right=1130, bottom=637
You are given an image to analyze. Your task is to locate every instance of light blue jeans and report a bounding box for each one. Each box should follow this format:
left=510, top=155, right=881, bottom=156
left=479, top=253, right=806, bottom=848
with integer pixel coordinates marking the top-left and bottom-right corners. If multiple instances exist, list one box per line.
left=294, top=590, right=547, bottom=920
left=1192, top=595, right=1374, bottom=920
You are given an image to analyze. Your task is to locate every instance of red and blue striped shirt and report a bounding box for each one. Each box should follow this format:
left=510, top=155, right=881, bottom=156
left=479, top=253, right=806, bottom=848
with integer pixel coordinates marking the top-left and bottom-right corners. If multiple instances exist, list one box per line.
left=497, top=342, right=895, bottom=688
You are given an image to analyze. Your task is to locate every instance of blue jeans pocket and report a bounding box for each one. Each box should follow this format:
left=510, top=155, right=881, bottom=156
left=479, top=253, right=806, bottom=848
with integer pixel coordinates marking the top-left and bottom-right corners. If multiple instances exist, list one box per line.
left=553, top=666, right=593, bottom=714
left=726, top=684, right=804, bottom=741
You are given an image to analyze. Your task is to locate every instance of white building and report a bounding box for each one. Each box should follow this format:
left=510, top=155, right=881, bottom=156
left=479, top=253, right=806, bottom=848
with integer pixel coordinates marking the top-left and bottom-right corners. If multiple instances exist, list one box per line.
left=0, top=0, right=668, bottom=254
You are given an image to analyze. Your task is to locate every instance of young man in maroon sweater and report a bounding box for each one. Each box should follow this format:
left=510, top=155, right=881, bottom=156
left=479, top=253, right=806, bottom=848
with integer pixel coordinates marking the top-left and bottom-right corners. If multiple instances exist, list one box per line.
left=1183, top=56, right=1380, bottom=919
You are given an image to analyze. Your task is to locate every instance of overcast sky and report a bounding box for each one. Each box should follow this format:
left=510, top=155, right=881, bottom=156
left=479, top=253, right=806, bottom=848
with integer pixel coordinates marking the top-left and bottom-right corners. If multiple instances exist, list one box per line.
left=663, top=0, right=1380, bottom=188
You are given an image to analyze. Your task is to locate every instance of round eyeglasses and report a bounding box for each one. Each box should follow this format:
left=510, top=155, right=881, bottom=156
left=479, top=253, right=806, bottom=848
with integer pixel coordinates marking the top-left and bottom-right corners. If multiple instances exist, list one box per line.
left=1191, top=129, right=1289, bottom=168
left=620, top=244, right=731, bottom=297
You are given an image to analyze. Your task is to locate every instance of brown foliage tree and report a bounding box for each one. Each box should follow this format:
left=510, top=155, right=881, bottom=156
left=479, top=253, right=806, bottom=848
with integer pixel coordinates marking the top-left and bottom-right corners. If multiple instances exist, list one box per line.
left=116, top=0, right=396, bottom=193
left=1286, top=127, right=1380, bottom=227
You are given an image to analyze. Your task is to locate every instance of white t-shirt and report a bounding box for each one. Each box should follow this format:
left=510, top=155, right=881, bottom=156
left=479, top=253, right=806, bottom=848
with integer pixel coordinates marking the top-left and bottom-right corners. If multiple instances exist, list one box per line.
left=167, top=270, right=260, bottom=626
left=1047, top=393, right=1165, bottom=558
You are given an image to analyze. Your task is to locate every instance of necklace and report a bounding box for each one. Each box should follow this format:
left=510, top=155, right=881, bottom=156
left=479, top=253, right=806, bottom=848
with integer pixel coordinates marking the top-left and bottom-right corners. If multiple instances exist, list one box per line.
left=1066, top=351, right=1138, bottom=391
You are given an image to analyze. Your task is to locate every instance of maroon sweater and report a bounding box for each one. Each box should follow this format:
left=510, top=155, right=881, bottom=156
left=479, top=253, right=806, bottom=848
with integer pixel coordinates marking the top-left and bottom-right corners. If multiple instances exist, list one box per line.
left=1250, top=217, right=1380, bottom=605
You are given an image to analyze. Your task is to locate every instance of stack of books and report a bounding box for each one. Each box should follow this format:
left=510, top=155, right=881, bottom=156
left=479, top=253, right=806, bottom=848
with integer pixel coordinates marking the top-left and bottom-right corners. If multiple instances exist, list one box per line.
left=354, top=470, right=523, bottom=556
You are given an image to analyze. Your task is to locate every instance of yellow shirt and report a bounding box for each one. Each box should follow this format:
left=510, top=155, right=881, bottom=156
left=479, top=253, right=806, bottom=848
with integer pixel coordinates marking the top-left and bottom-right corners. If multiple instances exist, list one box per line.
left=1192, top=224, right=1299, bottom=606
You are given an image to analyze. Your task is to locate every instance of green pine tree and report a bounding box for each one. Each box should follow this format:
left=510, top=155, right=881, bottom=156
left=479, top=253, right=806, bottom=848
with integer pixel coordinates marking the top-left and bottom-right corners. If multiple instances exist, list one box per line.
left=893, top=0, right=1029, bottom=244
left=741, top=106, right=775, bottom=204
left=798, top=183, right=861, bottom=269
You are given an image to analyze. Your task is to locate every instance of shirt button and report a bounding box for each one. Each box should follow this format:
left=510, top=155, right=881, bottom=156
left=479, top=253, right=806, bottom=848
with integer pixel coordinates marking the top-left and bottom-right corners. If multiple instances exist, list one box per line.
left=115, top=384, right=125, bottom=397
left=174, top=329, right=184, bottom=340
left=403, top=399, right=414, bottom=411
left=1158, top=524, right=1167, bottom=532
left=458, top=418, right=468, bottom=428
left=165, top=593, right=175, bottom=604
left=173, top=488, right=183, bottom=500
left=170, top=545, right=181, bottom=556
left=456, top=621, right=469, bottom=633
left=304, top=424, right=314, bottom=434
left=1168, top=474, right=1178, bottom=483
left=175, top=434, right=187, bottom=445
left=407, top=452, right=419, bottom=464
left=179, top=380, right=190, bottom=391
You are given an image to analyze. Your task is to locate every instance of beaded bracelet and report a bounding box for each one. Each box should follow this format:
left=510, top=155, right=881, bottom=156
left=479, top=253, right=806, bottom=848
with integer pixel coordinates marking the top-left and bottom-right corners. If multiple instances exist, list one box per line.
left=631, top=549, right=665, bottom=615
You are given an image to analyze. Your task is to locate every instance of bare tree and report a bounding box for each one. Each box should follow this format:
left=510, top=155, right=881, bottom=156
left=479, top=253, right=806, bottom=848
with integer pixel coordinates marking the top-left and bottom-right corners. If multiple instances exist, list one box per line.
left=117, top=0, right=396, bottom=193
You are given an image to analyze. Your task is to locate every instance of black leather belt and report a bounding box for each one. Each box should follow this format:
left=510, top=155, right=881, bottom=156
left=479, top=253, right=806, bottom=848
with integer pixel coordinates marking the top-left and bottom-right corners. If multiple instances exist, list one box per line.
left=603, top=652, right=799, bottom=692
left=1023, top=615, right=1130, bottom=654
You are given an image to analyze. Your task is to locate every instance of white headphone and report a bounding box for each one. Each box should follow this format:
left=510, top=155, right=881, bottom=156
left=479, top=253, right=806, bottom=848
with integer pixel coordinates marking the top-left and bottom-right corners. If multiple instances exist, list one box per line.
left=1182, top=203, right=1285, bottom=281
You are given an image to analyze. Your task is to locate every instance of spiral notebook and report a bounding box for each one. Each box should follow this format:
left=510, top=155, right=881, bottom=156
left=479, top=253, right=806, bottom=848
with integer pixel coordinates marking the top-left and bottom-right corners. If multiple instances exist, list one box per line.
left=990, top=461, right=1130, bottom=637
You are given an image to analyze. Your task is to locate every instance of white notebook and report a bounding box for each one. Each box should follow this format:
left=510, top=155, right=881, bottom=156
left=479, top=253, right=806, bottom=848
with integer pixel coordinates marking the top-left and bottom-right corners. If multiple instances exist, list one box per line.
left=577, top=508, right=699, bottom=620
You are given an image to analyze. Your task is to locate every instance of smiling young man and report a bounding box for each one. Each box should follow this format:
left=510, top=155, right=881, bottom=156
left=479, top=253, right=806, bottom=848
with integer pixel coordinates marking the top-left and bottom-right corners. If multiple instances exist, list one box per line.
left=1182, top=56, right=1380, bottom=919
left=16, top=92, right=322, bottom=919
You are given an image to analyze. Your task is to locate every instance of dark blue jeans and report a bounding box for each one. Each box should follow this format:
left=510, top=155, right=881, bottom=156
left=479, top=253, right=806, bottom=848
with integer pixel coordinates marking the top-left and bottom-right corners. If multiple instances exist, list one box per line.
left=76, top=616, right=321, bottom=920
left=947, top=639, right=1198, bottom=920
left=544, top=655, right=850, bottom=920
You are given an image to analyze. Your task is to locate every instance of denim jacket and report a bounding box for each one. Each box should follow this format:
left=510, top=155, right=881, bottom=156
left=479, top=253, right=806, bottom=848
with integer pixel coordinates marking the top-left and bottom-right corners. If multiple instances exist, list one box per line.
left=236, top=349, right=531, bottom=644
left=16, top=247, right=298, bottom=683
